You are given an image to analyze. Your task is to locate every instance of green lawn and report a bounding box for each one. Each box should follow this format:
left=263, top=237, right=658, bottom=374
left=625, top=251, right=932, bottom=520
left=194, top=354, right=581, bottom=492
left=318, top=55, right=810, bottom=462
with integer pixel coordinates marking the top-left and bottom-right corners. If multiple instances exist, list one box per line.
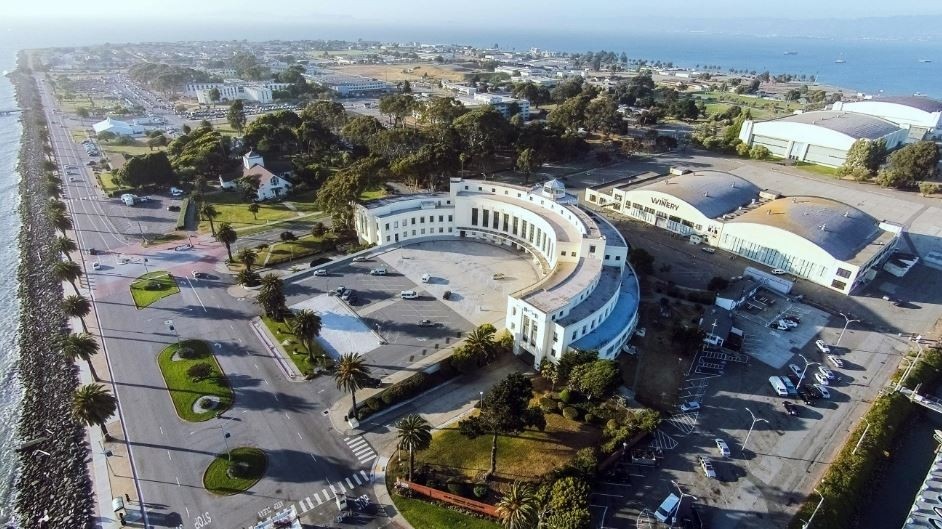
left=359, top=188, right=387, bottom=202
left=794, top=161, right=840, bottom=177
left=261, top=316, right=327, bottom=376
left=255, top=234, right=333, bottom=266
left=203, top=447, right=267, bottom=495
left=129, top=271, right=180, bottom=309
left=199, top=191, right=323, bottom=233
left=156, top=339, right=234, bottom=422
left=387, top=473, right=501, bottom=529
left=415, top=410, right=602, bottom=482
left=69, top=128, right=90, bottom=143
left=102, top=142, right=164, bottom=157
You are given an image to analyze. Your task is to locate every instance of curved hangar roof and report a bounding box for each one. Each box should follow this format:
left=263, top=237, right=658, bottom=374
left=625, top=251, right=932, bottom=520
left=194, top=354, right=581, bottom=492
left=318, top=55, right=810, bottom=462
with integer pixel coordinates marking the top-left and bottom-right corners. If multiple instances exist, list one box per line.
left=775, top=111, right=900, bottom=140
left=728, top=196, right=880, bottom=260
left=871, top=95, right=942, bottom=113
left=643, top=171, right=761, bottom=219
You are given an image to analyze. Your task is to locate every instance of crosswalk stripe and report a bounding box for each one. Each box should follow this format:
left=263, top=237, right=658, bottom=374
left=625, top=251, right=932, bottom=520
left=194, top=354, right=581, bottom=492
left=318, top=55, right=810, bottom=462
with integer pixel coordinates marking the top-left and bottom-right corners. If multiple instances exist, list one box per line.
left=360, top=470, right=369, bottom=481
left=360, top=454, right=377, bottom=464
left=346, top=477, right=355, bottom=489
left=313, top=492, right=322, bottom=504
left=353, top=474, right=362, bottom=485
left=352, top=446, right=375, bottom=457
left=322, top=488, right=330, bottom=500
left=348, top=438, right=367, bottom=449
left=329, top=484, right=337, bottom=495
left=338, top=483, right=346, bottom=493
left=344, top=437, right=351, bottom=442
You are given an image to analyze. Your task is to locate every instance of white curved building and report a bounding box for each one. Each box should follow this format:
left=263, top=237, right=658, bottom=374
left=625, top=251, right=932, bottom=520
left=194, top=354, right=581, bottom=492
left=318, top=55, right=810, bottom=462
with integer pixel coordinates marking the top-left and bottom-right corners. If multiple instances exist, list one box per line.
left=354, top=178, right=641, bottom=367
left=585, top=170, right=903, bottom=294
left=833, top=96, right=942, bottom=141
left=739, top=111, right=908, bottom=167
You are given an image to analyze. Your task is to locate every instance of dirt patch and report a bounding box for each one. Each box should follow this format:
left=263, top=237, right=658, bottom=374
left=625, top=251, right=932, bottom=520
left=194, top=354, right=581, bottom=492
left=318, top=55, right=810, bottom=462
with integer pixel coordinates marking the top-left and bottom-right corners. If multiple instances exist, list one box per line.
left=332, top=63, right=472, bottom=83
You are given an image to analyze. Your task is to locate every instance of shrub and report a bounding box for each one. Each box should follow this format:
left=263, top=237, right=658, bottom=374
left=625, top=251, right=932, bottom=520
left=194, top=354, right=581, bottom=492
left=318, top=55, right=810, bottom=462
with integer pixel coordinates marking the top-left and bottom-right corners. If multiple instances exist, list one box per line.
left=562, top=407, right=580, bottom=420
left=177, top=346, right=199, bottom=360
left=446, top=478, right=466, bottom=496
left=558, top=401, right=567, bottom=411
left=558, top=388, right=572, bottom=403
left=584, top=413, right=596, bottom=424
left=198, top=398, right=216, bottom=410
left=145, top=280, right=161, bottom=290
left=365, top=397, right=383, bottom=411
left=472, top=484, right=489, bottom=499
left=187, top=362, right=213, bottom=381
left=539, top=396, right=557, bottom=412
left=606, top=419, right=620, bottom=430
left=176, top=197, right=191, bottom=230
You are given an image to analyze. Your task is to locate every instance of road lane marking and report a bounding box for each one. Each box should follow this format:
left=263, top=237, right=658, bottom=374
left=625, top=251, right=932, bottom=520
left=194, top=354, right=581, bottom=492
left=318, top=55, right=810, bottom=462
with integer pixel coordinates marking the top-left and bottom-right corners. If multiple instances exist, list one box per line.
left=360, top=454, right=377, bottom=464
left=313, top=492, right=322, bottom=504
left=284, top=412, right=290, bottom=419
left=159, top=426, right=164, bottom=435
left=185, top=506, right=189, bottom=516
left=322, top=488, right=330, bottom=499
left=167, top=450, right=172, bottom=460
left=360, top=470, right=369, bottom=482
left=297, top=432, right=303, bottom=440
left=176, top=477, right=181, bottom=487
left=338, top=482, right=346, bottom=493
left=346, top=477, right=355, bottom=489
left=183, top=276, right=208, bottom=312
left=329, top=484, right=337, bottom=494
left=353, top=474, right=362, bottom=485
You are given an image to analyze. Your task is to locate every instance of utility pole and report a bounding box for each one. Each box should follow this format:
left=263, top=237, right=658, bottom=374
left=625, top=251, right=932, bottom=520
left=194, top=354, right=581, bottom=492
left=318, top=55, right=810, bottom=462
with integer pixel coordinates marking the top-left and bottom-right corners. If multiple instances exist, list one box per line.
left=852, top=420, right=871, bottom=455
left=836, top=312, right=860, bottom=347
left=742, top=407, right=769, bottom=454
left=797, top=354, right=819, bottom=389
left=801, top=489, right=825, bottom=529
left=669, top=481, right=698, bottom=529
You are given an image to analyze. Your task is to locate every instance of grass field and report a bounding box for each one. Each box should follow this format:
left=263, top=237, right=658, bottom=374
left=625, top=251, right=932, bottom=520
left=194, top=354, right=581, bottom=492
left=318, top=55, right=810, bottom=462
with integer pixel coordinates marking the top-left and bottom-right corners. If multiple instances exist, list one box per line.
left=199, top=191, right=323, bottom=233
left=334, top=63, right=471, bottom=83
left=386, top=474, right=501, bottom=529
left=697, top=91, right=800, bottom=120
left=256, top=234, right=333, bottom=266
left=203, top=447, right=267, bottom=495
left=157, top=340, right=233, bottom=422
left=794, top=161, right=840, bottom=177
left=129, top=271, right=180, bottom=309
left=261, top=316, right=327, bottom=376
left=359, top=188, right=387, bottom=202
left=70, top=128, right=90, bottom=143
left=416, top=409, right=602, bottom=482
left=102, top=142, right=164, bottom=158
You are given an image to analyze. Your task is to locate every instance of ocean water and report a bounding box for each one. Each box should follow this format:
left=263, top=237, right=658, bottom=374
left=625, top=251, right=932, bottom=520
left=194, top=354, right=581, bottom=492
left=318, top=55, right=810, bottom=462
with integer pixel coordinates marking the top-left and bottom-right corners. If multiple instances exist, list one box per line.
left=0, top=44, right=22, bottom=524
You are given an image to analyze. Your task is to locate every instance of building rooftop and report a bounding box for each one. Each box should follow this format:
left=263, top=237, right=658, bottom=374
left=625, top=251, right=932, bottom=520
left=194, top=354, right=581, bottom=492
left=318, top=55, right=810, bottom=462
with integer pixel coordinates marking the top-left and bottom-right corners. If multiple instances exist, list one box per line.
left=700, top=306, right=734, bottom=342
left=570, top=270, right=640, bottom=352
left=717, top=278, right=760, bottom=302
left=775, top=111, right=901, bottom=139
left=728, top=196, right=881, bottom=261
left=556, top=265, right=622, bottom=327
left=902, top=448, right=942, bottom=528
left=522, top=256, right=603, bottom=314
left=640, top=171, right=761, bottom=219
left=457, top=191, right=582, bottom=243
left=871, top=95, right=942, bottom=113
left=361, top=192, right=450, bottom=211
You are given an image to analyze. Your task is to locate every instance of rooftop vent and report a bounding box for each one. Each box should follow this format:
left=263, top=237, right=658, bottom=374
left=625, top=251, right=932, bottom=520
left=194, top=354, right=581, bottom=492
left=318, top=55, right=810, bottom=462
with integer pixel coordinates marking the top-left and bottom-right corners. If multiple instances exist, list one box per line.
left=819, top=224, right=828, bottom=231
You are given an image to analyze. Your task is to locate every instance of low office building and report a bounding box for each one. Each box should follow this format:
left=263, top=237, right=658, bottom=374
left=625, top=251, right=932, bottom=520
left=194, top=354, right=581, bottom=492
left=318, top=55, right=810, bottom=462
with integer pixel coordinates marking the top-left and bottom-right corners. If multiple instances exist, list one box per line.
left=738, top=111, right=908, bottom=167
left=468, top=93, right=530, bottom=120
left=305, top=74, right=393, bottom=96
left=585, top=170, right=902, bottom=294
left=92, top=117, right=145, bottom=137
left=354, top=179, right=640, bottom=367
left=833, top=95, right=942, bottom=141
left=185, top=82, right=292, bottom=104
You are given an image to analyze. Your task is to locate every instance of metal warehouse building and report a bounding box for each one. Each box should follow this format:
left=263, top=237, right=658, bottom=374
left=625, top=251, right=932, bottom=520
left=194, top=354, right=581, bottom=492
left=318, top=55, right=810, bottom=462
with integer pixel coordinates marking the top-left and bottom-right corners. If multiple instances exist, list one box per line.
left=832, top=95, right=942, bottom=142
left=585, top=170, right=903, bottom=294
left=738, top=111, right=908, bottom=167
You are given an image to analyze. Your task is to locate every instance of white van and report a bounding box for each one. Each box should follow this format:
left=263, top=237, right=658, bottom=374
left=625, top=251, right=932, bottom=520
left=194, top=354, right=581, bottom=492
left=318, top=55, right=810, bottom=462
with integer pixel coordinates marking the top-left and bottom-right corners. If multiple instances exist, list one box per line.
left=400, top=290, right=419, bottom=299
left=769, top=376, right=789, bottom=397
left=654, top=493, right=680, bottom=523
left=421, top=273, right=431, bottom=283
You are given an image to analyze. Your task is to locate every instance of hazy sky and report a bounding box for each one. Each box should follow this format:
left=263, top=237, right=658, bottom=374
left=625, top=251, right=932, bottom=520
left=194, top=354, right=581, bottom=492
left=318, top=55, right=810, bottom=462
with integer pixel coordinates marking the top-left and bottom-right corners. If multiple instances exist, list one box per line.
left=9, top=0, right=942, bottom=24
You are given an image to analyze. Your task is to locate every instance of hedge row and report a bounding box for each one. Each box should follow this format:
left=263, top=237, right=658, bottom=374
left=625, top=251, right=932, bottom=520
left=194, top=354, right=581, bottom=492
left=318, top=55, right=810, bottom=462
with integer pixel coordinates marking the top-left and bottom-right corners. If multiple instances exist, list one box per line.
left=789, top=347, right=942, bottom=528
left=359, top=364, right=456, bottom=420
left=176, top=197, right=191, bottom=230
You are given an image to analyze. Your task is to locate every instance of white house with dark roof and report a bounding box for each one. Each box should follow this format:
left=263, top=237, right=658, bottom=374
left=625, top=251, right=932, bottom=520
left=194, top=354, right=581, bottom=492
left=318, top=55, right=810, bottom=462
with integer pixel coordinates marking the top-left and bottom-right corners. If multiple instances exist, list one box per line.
left=221, top=151, right=293, bottom=200
left=832, top=95, right=942, bottom=141
left=738, top=111, right=908, bottom=167
left=585, top=170, right=903, bottom=294
left=353, top=178, right=641, bottom=367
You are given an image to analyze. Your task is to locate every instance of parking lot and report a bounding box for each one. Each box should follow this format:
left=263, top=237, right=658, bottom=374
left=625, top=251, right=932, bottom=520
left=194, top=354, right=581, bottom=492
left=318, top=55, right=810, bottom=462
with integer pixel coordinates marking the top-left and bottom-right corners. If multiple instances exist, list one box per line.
left=284, top=239, right=539, bottom=380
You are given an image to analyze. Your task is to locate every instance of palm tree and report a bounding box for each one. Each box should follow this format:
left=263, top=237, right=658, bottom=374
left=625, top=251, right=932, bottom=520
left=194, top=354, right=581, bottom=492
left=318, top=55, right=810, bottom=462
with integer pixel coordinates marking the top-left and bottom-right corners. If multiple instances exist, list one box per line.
left=201, top=203, right=219, bottom=236
left=256, top=273, right=287, bottom=318
left=49, top=210, right=73, bottom=236
left=495, top=482, right=538, bottom=529
left=72, top=383, right=118, bottom=439
left=465, top=324, right=496, bottom=365
left=62, top=333, right=100, bottom=381
left=334, top=353, right=371, bottom=421
left=54, top=235, right=78, bottom=261
left=291, top=309, right=323, bottom=365
left=248, top=203, right=260, bottom=220
left=235, top=268, right=260, bottom=287
left=395, top=414, right=432, bottom=481
left=216, top=222, right=237, bottom=262
left=53, top=259, right=83, bottom=294
left=47, top=198, right=67, bottom=214
left=62, top=294, right=92, bottom=334
left=236, top=247, right=257, bottom=272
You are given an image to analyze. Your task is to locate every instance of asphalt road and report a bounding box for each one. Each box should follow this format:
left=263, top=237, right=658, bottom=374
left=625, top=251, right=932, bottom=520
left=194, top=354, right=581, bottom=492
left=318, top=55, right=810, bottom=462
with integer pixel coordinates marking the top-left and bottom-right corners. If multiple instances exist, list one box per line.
left=38, top=75, right=381, bottom=529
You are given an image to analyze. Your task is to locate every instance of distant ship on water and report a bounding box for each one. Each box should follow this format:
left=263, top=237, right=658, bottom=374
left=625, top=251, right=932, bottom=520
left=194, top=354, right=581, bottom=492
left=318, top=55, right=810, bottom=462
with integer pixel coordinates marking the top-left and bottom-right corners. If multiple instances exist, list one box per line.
left=919, top=59, right=933, bottom=63
left=783, top=51, right=798, bottom=55
left=835, top=57, right=846, bottom=64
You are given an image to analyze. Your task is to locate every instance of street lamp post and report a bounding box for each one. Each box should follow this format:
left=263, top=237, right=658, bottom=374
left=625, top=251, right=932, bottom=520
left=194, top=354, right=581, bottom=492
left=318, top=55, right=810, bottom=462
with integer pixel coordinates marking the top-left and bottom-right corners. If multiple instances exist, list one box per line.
left=897, top=339, right=926, bottom=392
left=669, top=481, right=698, bottom=529
left=797, top=354, right=819, bottom=389
left=853, top=420, right=871, bottom=455
left=742, top=407, right=769, bottom=454
left=479, top=391, right=484, bottom=409
left=836, top=313, right=861, bottom=348
left=801, top=489, right=825, bottom=529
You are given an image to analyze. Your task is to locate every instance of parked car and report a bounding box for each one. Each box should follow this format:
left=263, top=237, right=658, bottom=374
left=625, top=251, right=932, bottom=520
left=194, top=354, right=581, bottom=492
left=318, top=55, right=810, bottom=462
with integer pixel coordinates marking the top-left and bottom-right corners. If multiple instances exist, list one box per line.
left=341, top=289, right=354, bottom=301
left=783, top=315, right=801, bottom=324
left=370, top=267, right=387, bottom=276
left=771, top=269, right=787, bottom=275
left=679, top=401, right=701, bottom=413
left=818, top=365, right=837, bottom=380
left=715, top=438, right=731, bottom=457
left=418, top=319, right=435, bottom=327
left=335, top=286, right=346, bottom=295
left=778, top=319, right=798, bottom=328
left=492, top=273, right=505, bottom=280
left=167, top=205, right=180, bottom=212
left=312, top=268, right=328, bottom=276
left=698, top=456, right=717, bottom=478
left=826, top=355, right=845, bottom=368
left=92, top=261, right=101, bottom=270
left=813, top=384, right=831, bottom=399
left=798, top=387, right=817, bottom=404
left=814, top=372, right=830, bottom=386
left=701, top=247, right=716, bottom=254
left=815, top=340, right=831, bottom=354
left=788, top=364, right=803, bottom=377
left=770, top=321, right=790, bottom=331
left=192, top=271, right=209, bottom=279
left=400, top=290, right=418, bottom=299
left=783, top=401, right=799, bottom=416
left=442, top=290, right=452, bottom=300
left=352, top=256, right=369, bottom=262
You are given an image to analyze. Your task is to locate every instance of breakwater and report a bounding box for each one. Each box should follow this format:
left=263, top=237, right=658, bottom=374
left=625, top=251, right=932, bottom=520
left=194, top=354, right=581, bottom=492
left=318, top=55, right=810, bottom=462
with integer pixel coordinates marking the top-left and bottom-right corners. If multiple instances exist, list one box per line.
left=10, top=55, right=93, bottom=528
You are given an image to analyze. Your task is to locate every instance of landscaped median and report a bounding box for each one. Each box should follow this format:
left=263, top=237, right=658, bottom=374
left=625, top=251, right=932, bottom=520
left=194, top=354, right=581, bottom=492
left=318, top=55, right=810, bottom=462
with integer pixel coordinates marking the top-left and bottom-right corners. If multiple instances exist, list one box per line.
left=260, top=316, right=329, bottom=377
left=156, top=339, right=233, bottom=422
left=789, top=345, right=942, bottom=528
left=130, top=271, right=180, bottom=309
left=203, top=447, right=267, bottom=495
left=385, top=473, right=500, bottom=529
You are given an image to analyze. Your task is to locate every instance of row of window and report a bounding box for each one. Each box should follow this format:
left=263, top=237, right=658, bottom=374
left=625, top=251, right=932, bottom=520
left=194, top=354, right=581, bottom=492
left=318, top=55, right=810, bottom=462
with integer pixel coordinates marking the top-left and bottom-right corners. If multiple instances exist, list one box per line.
left=464, top=185, right=583, bottom=232
left=469, top=207, right=555, bottom=259
left=385, top=214, right=453, bottom=231
left=385, top=227, right=454, bottom=242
